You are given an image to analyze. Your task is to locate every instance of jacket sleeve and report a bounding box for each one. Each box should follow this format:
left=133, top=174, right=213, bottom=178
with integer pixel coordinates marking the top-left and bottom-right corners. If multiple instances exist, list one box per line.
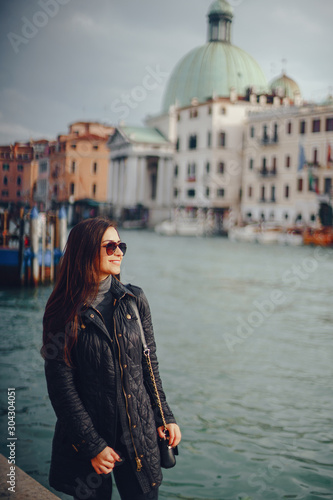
left=136, top=288, right=177, bottom=428
left=45, top=356, right=108, bottom=459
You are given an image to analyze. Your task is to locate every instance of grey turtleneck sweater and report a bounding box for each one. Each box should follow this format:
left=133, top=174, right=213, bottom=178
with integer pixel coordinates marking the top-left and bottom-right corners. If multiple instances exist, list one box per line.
left=91, top=275, right=115, bottom=334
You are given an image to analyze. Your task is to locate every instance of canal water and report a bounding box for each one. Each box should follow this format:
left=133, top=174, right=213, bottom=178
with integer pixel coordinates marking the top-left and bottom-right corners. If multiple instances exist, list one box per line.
left=0, top=231, right=332, bottom=500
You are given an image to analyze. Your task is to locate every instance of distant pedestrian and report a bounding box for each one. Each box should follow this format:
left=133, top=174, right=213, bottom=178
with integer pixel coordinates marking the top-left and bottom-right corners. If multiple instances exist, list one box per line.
left=42, top=217, right=181, bottom=500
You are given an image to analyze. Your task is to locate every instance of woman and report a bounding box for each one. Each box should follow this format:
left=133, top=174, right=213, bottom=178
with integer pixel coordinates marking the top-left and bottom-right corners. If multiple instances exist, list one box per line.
left=42, top=217, right=181, bottom=500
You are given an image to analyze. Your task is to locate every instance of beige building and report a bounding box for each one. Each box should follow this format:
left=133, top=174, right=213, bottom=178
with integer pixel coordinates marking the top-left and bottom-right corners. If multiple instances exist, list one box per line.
left=48, top=121, right=114, bottom=208
left=241, top=104, right=333, bottom=226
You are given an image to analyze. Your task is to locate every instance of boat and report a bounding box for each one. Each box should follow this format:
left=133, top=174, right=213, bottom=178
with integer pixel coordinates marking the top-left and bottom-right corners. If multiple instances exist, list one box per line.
left=228, top=224, right=261, bottom=243
left=277, top=227, right=304, bottom=246
left=303, top=227, right=333, bottom=247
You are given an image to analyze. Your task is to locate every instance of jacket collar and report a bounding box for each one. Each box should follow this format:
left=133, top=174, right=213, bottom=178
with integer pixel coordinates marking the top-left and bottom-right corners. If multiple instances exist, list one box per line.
left=110, top=275, right=135, bottom=300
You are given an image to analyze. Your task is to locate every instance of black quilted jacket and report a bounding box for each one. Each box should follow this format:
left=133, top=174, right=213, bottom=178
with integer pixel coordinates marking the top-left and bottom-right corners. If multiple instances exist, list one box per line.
left=44, top=278, right=176, bottom=497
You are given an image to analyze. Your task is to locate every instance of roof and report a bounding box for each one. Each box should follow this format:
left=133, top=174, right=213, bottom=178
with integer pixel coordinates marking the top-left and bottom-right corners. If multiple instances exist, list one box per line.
left=270, top=73, right=301, bottom=99
left=208, top=0, right=233, bottom=16
left=70, top=134, right=109, bottom=142
left=119, top=126, right=170, bottom=145
left=162, top=42, right=268, bottom=111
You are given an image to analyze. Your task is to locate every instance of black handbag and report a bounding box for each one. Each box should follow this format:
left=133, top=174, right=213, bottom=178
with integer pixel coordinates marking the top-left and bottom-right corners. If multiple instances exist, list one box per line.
left=132, top=301, right=178, bottom=469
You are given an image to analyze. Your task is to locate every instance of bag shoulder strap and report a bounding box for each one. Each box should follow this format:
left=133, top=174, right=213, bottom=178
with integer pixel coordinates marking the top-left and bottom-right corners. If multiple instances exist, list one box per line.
left=132, top=299, right=167, bottom=430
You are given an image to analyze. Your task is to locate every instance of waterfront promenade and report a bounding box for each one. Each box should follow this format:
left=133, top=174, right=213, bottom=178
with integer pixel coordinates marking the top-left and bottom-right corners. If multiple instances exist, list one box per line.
left=0, top=454, right=60, bottom=499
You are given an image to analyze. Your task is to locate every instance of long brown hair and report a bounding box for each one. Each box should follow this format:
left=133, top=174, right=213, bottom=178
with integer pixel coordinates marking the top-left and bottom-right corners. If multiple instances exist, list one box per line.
left=42, top=217, right=118, bottom=365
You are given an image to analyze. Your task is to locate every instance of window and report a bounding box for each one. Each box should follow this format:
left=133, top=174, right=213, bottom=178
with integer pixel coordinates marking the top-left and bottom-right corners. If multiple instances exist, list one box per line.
left=271, top=185, right=276, bottom=202
left=93, top=145, right=99, bottom=150
left=17, top=164, right=23, bottom=171
left=206, top=187, right=210, bottom=197
left=206, top=162, right=210, bottom=173
left=174, top=188, right=178, bottom=198
left=93, top=162, right=97, bottom=174
left=3, top=176, right=8, bottom=185
left=208, top=106, right=212, bottom=115
left=17, top=190, right=21, bottom=197
left=17, top=176, right=21, bottom=186
left=261, top=185, right=265, bottom=201
left=71, top=144, right=76, bottom=149
left=313, top=149, right=318, bottom=165
left=324, top=178, right=332, bottom=194
left=298, top=178, right=303, bottom=192
left=218, top=162, right=225, bottom=174
left=250, top=126, right=255, bottom=138
left=190, top=108, right=198, bottom=119
left=187, top=189, right=195, bottom=198
left=312, top=119, right=321, bottom=133
left=300, top=120, right=306, bottom=134
left=40, top=162, right=47, bottom=173
left=189, top=135, right=197, bottom=150
left=23, top=154, right=29, bottom=160
left=177, top=114, right=181, bottom=122
left=207, top=131, right=211, bottom=147
left=249, top=158, right=254, bottom=170
left=286, top=155, right=291, bottom=168
left=263, top=125, right=268, bottom=143
left=176, top=138, right=180, bottom=151
left=287, top=121, right=292, bottom=134
left=218, top=132, right=226, bottom=147
left=220, top=107, right=226, bottom=115
left=262, top=157, right=267, bottom=169
left=326, top=117, right=333, bottom=131
left=70, top=182, right=75, bottom=195
left=273, top=123, right=278, bottom=142
left=285, top=185, right=290, bottom=198
left=1, top=190, right=8, bottom=197
left=92, top=184, right=97, bottom=197
left=2, top=164, right=9, bottom=171
left=272, top=157, right=277, bottom=173
left=217, top=188, right=225, bottom=197
left=248, top=186, right=252, bottom=198
left=174, top=165, right=178, bottom=177
left=71, top=161, right=76, bottom=173
left=187, top=163, right=196, bottom=181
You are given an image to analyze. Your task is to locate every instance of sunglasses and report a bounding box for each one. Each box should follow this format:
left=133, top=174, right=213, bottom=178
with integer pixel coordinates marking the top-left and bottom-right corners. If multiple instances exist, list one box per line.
left=103, top=241, right=127, bottom=256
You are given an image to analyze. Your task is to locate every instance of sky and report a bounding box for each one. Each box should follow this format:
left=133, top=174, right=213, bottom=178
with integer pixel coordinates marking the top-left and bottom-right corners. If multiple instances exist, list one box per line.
left=0, top=0, right=332, bottom=145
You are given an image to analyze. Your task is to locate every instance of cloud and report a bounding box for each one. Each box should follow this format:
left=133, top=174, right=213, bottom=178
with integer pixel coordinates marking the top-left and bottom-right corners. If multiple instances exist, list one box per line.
left=272, top=7, right=322, bottom=35
left=0, top=121, right=51, bottom=145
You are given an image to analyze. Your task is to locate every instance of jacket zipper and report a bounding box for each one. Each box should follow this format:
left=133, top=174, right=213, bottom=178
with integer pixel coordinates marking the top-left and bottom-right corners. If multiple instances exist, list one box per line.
left=113, top=299, right=142, bottom=472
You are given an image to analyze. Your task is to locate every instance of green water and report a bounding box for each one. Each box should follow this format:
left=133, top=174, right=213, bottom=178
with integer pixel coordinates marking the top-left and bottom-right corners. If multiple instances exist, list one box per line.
left=0, top=231, right=332, bottom=499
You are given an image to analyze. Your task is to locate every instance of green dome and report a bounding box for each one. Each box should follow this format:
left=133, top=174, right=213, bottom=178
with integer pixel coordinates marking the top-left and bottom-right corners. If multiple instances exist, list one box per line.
left=270, top=73, right=301, bottom=98
left=162, top=42, right=268, bottom=111
left=209, top=0, right=233, bottom=16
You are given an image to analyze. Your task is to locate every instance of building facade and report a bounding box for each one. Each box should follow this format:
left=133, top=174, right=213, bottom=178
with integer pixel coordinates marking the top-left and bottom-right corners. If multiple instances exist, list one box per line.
left=0, top=143, right=36, bottom=206
left=241, top=105, right=333, bottom=226
left=107, top=126, right=174, bottom=226
left=48, top=121, right=114, bottom=208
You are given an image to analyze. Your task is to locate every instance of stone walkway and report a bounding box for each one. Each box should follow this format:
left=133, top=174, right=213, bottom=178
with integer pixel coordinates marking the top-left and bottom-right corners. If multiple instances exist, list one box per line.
left=0, top=454, right=61, bottom=499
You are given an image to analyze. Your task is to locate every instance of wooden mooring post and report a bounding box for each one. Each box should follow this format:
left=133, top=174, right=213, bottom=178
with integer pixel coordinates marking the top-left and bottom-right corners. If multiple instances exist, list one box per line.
left=0, top=207, right=67, bottom=287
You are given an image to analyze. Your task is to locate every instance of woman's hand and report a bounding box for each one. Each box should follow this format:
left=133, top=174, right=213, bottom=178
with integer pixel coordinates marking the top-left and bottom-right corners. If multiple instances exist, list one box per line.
left=157, top=423, right=181, bottom=448
left=91, top=446, right=122, bottom=474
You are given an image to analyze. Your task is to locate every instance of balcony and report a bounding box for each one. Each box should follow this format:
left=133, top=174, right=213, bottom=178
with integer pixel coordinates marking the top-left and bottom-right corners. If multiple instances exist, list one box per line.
left=259, top=198, right=276, bottom=203
left=257, top=167, right=278, bottom=177
left=260, top=135, right=279, bottom=146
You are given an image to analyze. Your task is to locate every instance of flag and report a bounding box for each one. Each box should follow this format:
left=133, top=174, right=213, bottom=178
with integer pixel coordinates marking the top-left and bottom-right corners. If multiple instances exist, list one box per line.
left=298, top=144, right=306, bottom=171
left=308, top=168, right=318, bottom=192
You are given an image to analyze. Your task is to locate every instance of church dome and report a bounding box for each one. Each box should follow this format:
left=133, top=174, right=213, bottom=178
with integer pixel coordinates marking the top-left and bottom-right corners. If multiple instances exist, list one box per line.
left=209, top=0, right=233, bottom=16
left=270, top=73, right=301, bottom=99
left=162, top=0, right=268, bottom=112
